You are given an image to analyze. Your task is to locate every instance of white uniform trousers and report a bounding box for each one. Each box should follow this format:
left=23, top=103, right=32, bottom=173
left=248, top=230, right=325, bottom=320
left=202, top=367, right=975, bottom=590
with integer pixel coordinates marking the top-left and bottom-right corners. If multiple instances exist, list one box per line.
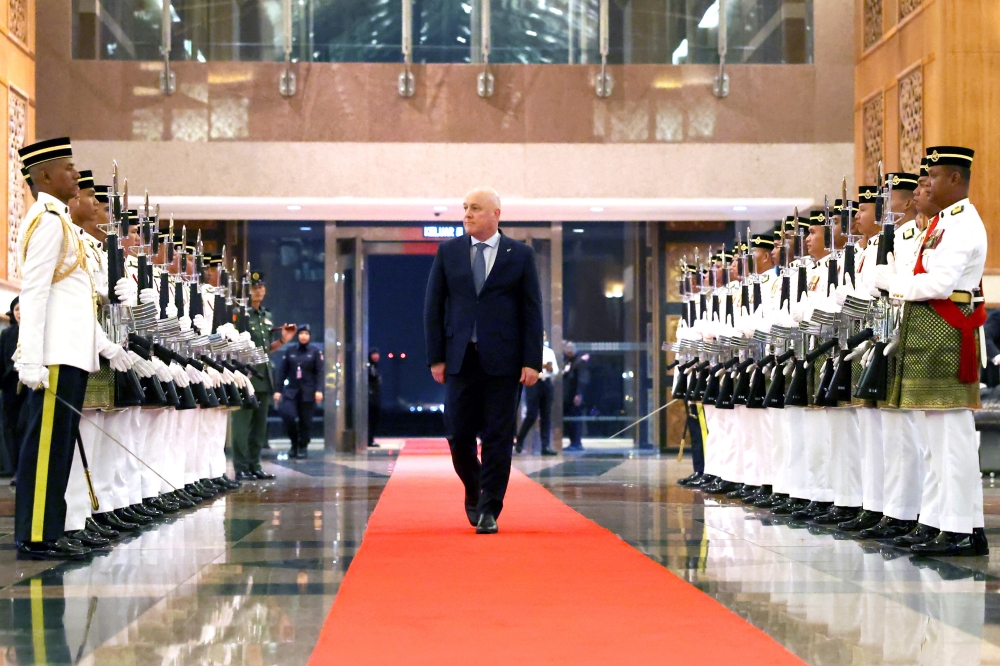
left=179, top=408, right=202, bottom=485
left=768, top=409, right=787, bottom=494
left=779, top=406, right=809, bottom=498
left=725, top=407, right=747, bottom=484
left=859, top=408, right=884, bottom=513
left=208, top=409, right=230, bottom=478
left=748, top=407, right=772, bottom=487
left=196, top=408, right=222, bottom=479
left=114, top=407, right=143, bottom=506
left=64, top=410, right=103, bottom=532
left=927, top=410, right=984, bottom=533
left=134, top=407, right=160, bottom=499
left=828, top=407, right=862, bottom=507
left=91, top=409, right=130, bottom=511
left=802, top=407, right=834, bottom=503
left=702, top=405, right=722, bottom=478
left=880, top=409, right=925, bottom=521
left=162, top=408, right=185, bottom=492
left=141, top=408, right=170, bottom=497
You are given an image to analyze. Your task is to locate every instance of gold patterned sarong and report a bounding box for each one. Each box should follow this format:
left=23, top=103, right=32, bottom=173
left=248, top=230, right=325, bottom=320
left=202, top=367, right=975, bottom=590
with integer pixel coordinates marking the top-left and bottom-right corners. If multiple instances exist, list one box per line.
left=886, top=301, right=980, bottom=410
left=83, top=359, right=114, bottom=410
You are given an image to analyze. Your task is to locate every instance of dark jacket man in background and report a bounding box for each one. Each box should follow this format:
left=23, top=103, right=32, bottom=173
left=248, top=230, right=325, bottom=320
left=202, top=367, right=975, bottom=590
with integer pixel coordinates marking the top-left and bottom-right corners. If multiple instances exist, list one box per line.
left=0, top=297, right=23, bottom=480
left=424, top=187, right=543, bottom=534
left=562, top=342, right=590, bottom=451
left=275, top=324, right=324, bottom=459
left=368, top=348, right=381, bottom=448
left=983, top=308, right=1000, bottom=388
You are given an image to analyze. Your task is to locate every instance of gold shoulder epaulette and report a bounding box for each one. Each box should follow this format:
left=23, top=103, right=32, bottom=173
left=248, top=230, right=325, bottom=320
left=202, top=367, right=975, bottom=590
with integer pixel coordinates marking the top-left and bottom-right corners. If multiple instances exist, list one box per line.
left=43, top=202, right=61, bottom=215
left=950, top=204, right=965, bottom=216
left=902, top=228, right=915, bottom=240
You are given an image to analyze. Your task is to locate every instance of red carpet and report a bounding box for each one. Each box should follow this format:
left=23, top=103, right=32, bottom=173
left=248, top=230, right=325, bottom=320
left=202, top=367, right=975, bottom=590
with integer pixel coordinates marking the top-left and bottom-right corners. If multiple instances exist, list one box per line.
left=309, top=439, right=803, bottom=665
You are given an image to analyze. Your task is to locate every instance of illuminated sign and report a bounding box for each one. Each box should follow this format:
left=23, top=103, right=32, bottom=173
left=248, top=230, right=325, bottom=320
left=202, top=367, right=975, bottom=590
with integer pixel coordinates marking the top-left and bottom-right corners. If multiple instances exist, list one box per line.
left=423, top=226, right=464, bottom=239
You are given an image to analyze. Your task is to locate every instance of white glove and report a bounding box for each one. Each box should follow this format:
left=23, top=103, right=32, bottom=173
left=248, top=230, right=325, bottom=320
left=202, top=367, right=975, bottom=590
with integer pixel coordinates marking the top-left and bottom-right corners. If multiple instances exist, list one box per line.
left=873, top=264, right=894, bottom=292
left=151, top=357, right=175, bottom=383
left=834, top=283, right=850, bottom=307
left=185, top=365, right=204, bottom=385
left=192, top=314, right=210, bottom=336
left=993, top=354, right=1000, bottom=366
left=239, top=331, right=252, bottom=343
left=205, top=366, right=222, bottom=388
left=100, top=344, right=133, bottom=372
left=114, top=277, right=138, bottom=306
left=243, top=375, right=256, bottom=396
left=178, top=315, right=192, bottom=332
left=221, top=368, right=236, bottom=385
left=170, top=363, right=190, bottom=387
left=18, top=363, right=49, bottom=390
left=165, top=302, right=178, bottom=319
left=127, top=352, right=155, bottom=379
left=139, top=287, right=157, bottom=304
left=216, top=323, right=235, bottom=338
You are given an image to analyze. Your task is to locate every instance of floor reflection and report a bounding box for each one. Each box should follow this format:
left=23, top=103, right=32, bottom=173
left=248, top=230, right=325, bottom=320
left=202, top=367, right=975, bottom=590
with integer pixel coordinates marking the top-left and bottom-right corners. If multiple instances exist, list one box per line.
left=0, top=450, right=393, bottom=665
left=524, top=455, right=1000, bottom=665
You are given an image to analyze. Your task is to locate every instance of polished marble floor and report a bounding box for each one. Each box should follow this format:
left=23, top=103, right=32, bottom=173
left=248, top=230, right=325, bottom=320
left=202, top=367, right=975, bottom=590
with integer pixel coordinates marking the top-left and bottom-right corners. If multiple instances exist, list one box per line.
left=3, top=443, right=1000, bottom=665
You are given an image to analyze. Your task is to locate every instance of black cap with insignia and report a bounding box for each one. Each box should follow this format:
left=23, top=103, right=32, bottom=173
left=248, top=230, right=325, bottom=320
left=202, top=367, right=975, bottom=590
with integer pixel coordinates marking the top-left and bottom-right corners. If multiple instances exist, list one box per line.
left=925, top=145, right=974, bottom=169
left=250, top=270, right=265, bottom=285
left=18, top=137, right=73, bottom=170
left=885, top=172, right=919, bottom=191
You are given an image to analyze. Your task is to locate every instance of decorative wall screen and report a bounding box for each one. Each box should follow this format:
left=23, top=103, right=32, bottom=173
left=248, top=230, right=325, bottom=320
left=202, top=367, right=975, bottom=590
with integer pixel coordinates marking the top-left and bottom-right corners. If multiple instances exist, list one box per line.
left=7, top=88, right=27, bottom=280
left=898, top=68, right=923, bottom=174
left=8, top=0, right=27, bottom=43
left=863, top=94, right=884, bottom=186
left=864, top=0, right=883, bottom=49
left=899, top=0, right=923, bottom=20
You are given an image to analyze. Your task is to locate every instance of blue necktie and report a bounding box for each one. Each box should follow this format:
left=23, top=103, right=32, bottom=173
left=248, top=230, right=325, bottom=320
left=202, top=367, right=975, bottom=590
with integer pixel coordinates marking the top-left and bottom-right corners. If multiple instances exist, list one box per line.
left=473, top=242, right=487, bottom=295
left=472, top=243, right=487, bottom=343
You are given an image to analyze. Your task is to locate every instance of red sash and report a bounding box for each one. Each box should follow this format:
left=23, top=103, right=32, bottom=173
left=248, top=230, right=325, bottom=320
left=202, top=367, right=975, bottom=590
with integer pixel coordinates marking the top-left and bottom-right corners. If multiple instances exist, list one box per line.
left=913, top=214, right=986, bottom=383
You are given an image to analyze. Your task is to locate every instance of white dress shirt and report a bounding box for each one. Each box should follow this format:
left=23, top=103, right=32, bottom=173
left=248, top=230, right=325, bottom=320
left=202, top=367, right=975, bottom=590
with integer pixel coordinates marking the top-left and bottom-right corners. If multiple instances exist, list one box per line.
left=540, top=344, right=559, bottom=380
left=469, top=230, right=502, bottom=281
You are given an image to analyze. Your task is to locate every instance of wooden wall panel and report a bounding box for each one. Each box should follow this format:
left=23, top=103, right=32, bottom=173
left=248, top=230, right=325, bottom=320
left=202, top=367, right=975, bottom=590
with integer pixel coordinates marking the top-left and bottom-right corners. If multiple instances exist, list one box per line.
left=856, top=0, right=1000, bottom=270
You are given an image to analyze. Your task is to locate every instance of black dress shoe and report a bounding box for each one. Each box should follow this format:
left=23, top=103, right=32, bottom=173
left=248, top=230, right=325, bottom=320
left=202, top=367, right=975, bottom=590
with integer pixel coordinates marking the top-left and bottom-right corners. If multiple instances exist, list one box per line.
left=476, top=513, right=499, bottom=534
left=131, top=502, right=164, bottom=519
left=18, top=538, right=91, bottom=560
left=893, top=524, right=940, bottom=548
left=251, top=468, right=276, bottom=480
left=754, top=492, right=787, bottom=509
left=215, top=475, right=241, bottom=490
left=169, top=491, right=197, bottom=509
left=86, top=517, right=120, bottom=540
left=297, top=447, right=309, bottom=459
left=677, top=472, right=702, bottom=487
left=200, top=478, right=225, bottom=492
left=465, top=505, right=478, bottom=527
left=790, top=501, right=832, bottom=521
left=973, top=527, right=990, bottom=556
left=184, top=483, right=213, bottom=499
left=725, top=484, right=749, bottom=499
left=705, top=480, right=739, bottom=495
left=235, top=470, right=256, bottom=482
left=287, top=445, right=299, bottom=459
left=146, top=496, right=179, bottom=514
left=540, top=448, right=558, bottom=457
left=837, top=509, right=883, bottom=532
left=812, top=506, right=860, bottom=526
left=742, top=485, right=770, bottom=504
left=191, top=481, right=217, bottom=498
left=771, top=497, right=809, bottom=516
left=118, top=507, right=153, bottom=526
left=94, top=510, right=139, bottom=532
left=514, top=440, right=523, bottom=454
left=65, top=529, right=111, bottom=548
left=859, top=516, right=917, bottom=541
left=910, top=531, right=981, bottom=557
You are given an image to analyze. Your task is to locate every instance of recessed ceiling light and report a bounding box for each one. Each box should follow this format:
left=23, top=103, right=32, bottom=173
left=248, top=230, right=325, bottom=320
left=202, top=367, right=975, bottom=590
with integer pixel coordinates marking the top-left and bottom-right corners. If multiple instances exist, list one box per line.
left=300, top=226, right=312, bottom=231
left=287, top=205, right=302, bottom=211
left=573, top=228, right=585, bottom=233
left=433, top=205, right=448, bottom=212
left=732, top=205, right=748, bottom=211
left=590, top=206, right=604, bottom=212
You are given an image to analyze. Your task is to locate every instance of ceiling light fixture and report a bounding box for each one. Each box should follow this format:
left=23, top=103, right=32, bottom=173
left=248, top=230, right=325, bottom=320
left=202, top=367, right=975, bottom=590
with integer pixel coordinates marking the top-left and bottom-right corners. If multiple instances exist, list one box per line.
left=732, top=205, right=747, bottom=212
left=573, top=228, right=585, bottom=233
left=287, top=205, right=302, bottom=211
left=590, top=206, right=604, bottom=212
left=433, top=205, right=448, bottom=212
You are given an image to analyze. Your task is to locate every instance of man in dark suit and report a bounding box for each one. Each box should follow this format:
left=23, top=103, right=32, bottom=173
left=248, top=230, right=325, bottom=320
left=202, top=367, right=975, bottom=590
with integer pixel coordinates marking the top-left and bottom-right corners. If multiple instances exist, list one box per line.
left=424, top=187, right=543, bottom=534
left=983, top=308, right=1000, bottom=388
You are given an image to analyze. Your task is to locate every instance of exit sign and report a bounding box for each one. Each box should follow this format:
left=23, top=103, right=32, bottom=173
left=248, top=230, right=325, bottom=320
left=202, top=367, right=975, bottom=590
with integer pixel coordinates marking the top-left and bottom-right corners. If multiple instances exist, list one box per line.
left=423, top=226, right=464, bottom=239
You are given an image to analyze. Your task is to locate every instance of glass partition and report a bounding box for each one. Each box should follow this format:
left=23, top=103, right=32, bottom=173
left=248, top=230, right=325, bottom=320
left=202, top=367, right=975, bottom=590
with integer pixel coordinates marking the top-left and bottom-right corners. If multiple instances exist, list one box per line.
left=74, top=0, right=812, bottom=64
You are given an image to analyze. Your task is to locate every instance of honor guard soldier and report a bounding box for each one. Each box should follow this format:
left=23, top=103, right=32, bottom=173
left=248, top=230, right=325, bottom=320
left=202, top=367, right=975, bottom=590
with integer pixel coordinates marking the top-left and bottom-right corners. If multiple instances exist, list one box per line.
left=14, top=138, right=132, bottom=560
left=230, top=271, right=281, bottom=480
left=875, top=146, right=988, bottom=556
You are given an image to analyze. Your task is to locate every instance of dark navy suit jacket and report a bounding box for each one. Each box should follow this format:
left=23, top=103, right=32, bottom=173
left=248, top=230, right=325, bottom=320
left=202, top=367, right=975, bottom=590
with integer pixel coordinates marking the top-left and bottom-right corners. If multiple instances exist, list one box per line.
left=424, top=231, right=543, bottom=377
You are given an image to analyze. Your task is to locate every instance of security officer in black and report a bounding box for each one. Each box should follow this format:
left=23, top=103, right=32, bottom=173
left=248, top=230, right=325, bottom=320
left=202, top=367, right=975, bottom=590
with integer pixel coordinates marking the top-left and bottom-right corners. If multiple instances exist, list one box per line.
left=231, top=272, right=293, bottom=480
left=562, top=342, right=590, bottom=451
left=368, top=348, right=381, bottom=448
left=274, top=324, right=324, bottom=459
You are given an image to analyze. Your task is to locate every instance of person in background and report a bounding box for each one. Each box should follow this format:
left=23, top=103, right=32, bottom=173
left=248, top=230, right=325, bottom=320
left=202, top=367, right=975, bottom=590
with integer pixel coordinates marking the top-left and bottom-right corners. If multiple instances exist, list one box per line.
left=984, top=308, right=1000, bottom=388
left=514, top=332, right=558, bottom=456
left=0, top=297, right=23, bottom=482
left=274, top=324, right=324, bottom=459
left=563, top=342, right=589, bottom=452
left=368, top=348, right=381, bottom=448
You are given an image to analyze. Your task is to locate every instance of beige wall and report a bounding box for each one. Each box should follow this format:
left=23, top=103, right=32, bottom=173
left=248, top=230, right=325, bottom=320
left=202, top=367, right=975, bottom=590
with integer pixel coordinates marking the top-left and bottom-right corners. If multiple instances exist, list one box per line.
left=0, top=0, right=35, bottom=303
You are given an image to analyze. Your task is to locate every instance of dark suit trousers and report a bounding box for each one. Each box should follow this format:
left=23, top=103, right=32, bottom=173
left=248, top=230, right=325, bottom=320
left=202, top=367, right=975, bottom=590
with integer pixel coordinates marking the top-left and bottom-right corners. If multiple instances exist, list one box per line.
left=281, top=399, right=316, bottom=449
left=15, top=365, right=88, bottom=544
left=445, top=343, right=521, bottom=517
